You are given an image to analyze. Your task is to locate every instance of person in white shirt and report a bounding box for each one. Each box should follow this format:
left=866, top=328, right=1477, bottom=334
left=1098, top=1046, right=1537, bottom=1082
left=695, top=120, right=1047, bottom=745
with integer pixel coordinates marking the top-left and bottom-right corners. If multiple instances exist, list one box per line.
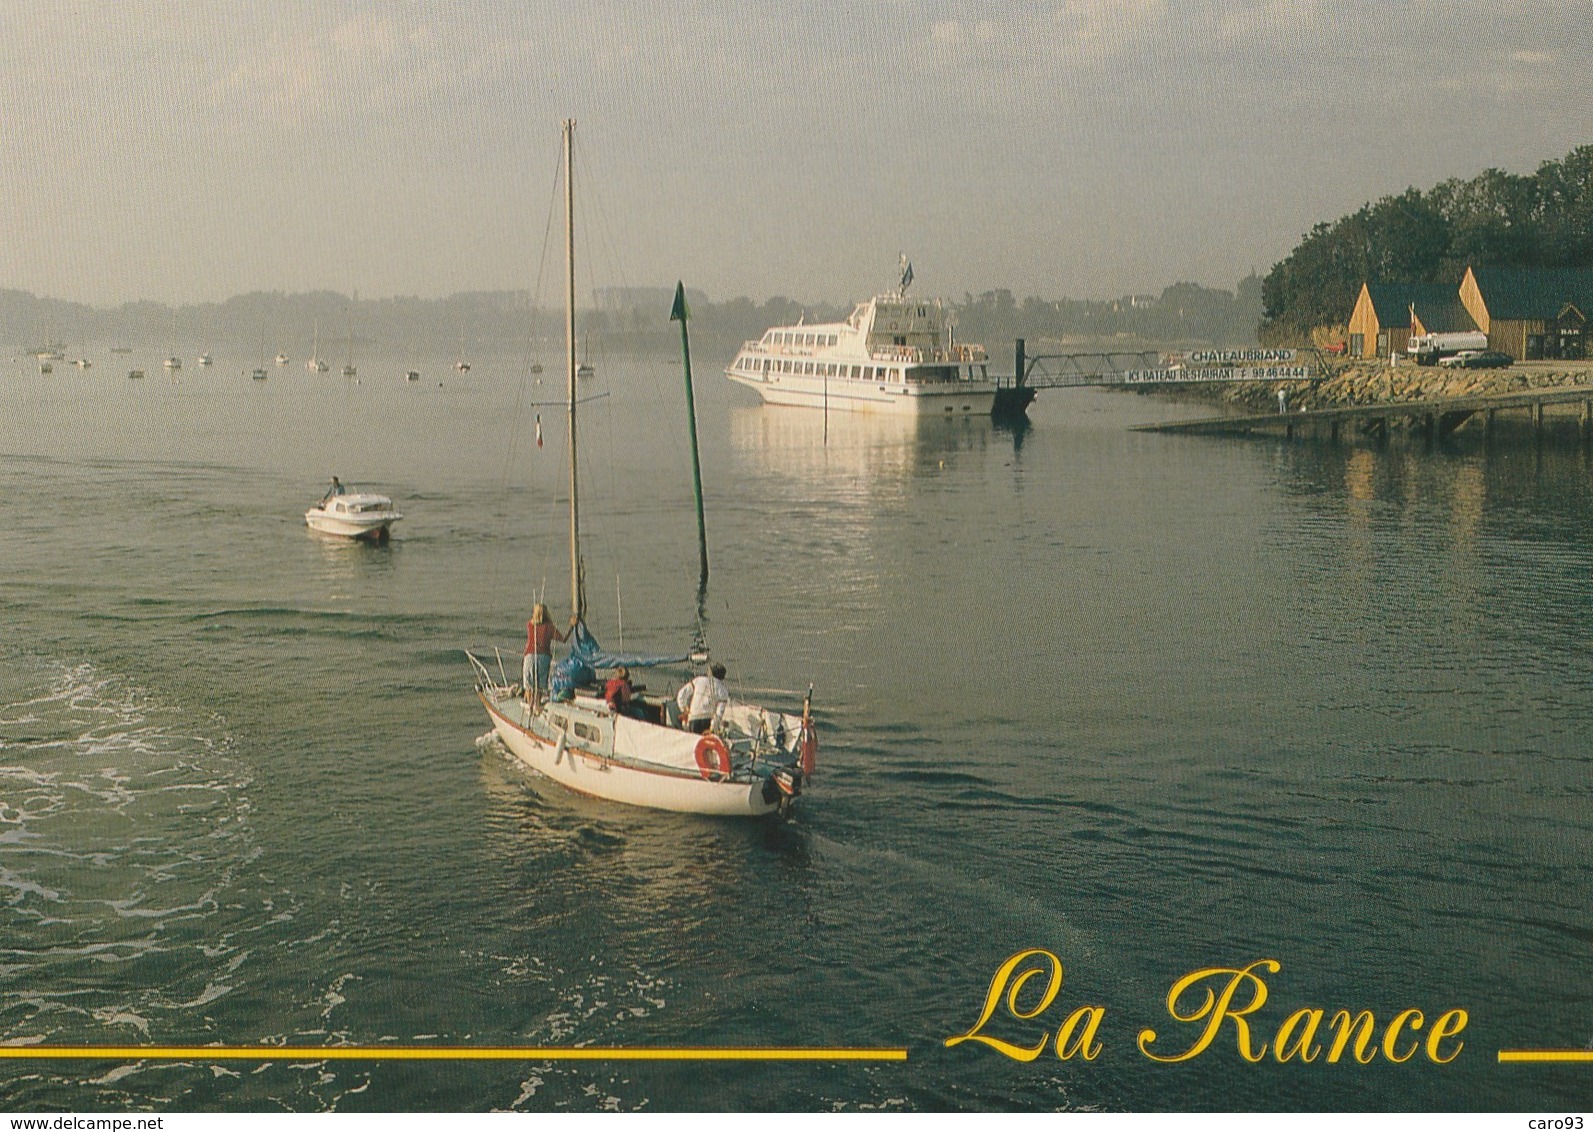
left=676, top=663, right=729, bottom=734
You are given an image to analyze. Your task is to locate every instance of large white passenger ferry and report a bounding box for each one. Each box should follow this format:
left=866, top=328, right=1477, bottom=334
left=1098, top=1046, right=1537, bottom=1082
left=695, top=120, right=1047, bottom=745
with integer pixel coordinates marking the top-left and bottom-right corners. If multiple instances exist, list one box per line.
left=725, top=263, right=996, bottom=415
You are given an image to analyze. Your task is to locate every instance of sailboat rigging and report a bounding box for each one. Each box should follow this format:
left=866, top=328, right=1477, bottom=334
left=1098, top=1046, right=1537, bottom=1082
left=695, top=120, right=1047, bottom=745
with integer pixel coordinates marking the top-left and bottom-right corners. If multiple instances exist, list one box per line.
left=466, top=119, right=815, bottom=817
left=308, top=321, right=329, bottom=372
left=342, top=302, right=357, bottom=377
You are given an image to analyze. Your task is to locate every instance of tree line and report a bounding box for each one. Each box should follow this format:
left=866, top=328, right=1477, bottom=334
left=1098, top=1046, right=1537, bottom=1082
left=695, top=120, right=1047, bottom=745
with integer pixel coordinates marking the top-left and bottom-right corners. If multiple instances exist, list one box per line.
left=1260, top=145, right=1593, bottom=343
left=4, top=277, right=1266, bottom=360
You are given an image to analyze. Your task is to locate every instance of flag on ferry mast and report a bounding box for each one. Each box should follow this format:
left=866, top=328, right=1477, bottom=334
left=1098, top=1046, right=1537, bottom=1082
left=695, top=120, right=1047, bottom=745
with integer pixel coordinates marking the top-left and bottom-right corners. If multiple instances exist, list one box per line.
left=534, top=413, right=543, bottom=449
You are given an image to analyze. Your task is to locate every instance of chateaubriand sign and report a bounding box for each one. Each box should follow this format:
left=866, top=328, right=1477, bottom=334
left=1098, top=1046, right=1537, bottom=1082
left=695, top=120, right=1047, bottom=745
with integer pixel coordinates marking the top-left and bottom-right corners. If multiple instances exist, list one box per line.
left=1125, top=348, right=1311, bottom=384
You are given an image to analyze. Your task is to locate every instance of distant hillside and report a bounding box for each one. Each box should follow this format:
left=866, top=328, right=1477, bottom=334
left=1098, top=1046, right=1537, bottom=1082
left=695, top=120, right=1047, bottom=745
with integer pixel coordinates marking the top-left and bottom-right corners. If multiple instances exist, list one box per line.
left=1260, top=144, right=1593, bottom=343
left=1, top=277, right=1263, bottom=360
left=951, top=277, right=1262, bottom=353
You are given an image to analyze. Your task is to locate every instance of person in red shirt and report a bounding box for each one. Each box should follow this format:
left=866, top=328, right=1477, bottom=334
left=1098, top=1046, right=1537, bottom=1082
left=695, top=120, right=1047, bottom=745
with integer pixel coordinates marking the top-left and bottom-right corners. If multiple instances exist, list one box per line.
left=522, top=603, right=571, bottom=700
left=604, top=667, right=638, bottom=718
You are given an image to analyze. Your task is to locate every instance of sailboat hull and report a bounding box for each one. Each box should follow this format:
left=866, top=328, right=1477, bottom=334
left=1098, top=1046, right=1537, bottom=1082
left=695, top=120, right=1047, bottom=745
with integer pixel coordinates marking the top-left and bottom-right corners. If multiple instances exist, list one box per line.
left=480, top=691, right=786, bottom=817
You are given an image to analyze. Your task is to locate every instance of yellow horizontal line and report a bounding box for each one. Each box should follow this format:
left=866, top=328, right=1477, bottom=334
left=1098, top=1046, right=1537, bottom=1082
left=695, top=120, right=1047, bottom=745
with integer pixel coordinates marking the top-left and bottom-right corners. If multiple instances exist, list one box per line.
left=1498, top=1050, right=1593, bottom=1063
left=0, top=1046, right=906, bottom=1063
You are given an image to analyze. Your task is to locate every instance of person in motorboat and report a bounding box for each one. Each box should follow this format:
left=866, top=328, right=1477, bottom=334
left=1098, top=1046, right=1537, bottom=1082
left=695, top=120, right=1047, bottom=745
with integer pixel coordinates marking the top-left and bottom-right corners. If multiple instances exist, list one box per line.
left=320, top=476, right=347, bottom=504
left=523, top=604, right=574, bottom=702
left=604, top=666, right=641, bottom=718
left=676, top=663, right=729, bottom=734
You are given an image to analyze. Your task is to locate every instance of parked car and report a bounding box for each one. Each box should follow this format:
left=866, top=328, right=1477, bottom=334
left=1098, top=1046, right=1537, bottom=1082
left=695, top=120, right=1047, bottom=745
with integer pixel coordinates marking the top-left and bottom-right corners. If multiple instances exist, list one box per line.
left=1438, top=349, right=1512, bottom=369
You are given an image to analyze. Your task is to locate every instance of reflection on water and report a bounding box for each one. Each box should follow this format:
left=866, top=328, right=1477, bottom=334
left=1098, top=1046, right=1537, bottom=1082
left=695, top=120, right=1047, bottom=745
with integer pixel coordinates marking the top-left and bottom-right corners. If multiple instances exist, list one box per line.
left=307, top=528, right=398, bottom=601
left=728, top=404, right=998, bottom=493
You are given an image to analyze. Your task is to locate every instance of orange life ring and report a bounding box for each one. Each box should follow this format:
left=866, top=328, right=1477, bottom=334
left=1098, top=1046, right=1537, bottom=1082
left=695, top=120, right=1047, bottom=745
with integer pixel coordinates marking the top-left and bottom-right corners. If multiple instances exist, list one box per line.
left=694, top=733, right=732, bottom=782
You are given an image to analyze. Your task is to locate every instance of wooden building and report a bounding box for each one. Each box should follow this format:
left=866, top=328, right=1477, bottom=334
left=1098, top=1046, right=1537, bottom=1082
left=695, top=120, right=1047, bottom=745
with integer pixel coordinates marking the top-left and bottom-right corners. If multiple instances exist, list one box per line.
left=1459, top=266, right=1593, bottom=360
left=1346, top=282, right=1473, bottom=359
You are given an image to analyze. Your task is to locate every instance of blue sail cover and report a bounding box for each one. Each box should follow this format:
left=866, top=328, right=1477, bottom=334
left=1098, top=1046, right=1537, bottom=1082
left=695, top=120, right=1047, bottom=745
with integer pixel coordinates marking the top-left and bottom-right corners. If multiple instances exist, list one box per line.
left=548, top=621, right=690, bottom=701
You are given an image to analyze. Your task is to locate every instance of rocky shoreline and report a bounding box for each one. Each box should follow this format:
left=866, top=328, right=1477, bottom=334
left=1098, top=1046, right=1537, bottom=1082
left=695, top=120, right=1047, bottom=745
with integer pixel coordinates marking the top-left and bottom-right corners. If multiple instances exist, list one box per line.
left=1174, top=360, right=1593, bottom=421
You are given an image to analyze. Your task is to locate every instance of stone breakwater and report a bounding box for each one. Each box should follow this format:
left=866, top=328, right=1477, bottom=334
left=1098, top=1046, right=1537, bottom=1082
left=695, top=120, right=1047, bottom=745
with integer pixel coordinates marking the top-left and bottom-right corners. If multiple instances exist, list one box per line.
left=1184, top=362, right=1593, bottom=420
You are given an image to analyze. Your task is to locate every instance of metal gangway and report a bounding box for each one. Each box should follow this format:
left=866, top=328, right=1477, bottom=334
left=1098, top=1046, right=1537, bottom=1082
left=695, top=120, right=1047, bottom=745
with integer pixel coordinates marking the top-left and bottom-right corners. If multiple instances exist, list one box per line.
left=992, top=338, right=1324, bottom=417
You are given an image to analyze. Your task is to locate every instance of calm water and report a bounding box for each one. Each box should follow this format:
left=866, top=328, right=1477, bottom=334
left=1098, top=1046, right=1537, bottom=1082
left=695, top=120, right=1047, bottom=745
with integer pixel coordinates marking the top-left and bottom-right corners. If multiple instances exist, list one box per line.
left=1, top=346, right=1590, bottom=1112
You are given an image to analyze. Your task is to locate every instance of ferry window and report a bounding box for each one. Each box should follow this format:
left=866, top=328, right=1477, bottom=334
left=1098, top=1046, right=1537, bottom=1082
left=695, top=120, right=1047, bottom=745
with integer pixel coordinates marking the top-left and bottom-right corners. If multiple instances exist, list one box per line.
left=851, top=366, right=861, bottom=378
left=828, top=335, right=837, bottom=346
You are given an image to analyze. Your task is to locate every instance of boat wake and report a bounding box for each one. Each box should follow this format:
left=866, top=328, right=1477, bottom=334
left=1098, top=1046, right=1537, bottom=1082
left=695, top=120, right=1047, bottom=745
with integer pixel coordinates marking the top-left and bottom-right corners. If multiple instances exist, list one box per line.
left=0, top=660, right=328, bottom=1107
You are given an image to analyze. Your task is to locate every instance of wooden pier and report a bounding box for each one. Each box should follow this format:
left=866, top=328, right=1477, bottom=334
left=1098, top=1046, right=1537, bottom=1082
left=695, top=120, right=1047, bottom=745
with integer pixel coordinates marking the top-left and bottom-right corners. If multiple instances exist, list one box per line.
left=1132, top=384, right=1593, bottom=441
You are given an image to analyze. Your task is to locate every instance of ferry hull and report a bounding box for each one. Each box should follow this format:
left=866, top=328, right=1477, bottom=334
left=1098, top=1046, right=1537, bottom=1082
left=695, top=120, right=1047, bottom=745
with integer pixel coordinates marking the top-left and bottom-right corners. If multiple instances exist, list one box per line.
left=481, top=693, right=783, bottom=817
left=726, top=372, right=996, bottom=416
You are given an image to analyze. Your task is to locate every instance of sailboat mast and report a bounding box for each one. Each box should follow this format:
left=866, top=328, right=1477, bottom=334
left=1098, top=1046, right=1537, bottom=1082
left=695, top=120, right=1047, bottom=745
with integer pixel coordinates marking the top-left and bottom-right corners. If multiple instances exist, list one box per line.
left=563, top=118, right=584, bottom=620
left=671, top=282, right=709, bottom=590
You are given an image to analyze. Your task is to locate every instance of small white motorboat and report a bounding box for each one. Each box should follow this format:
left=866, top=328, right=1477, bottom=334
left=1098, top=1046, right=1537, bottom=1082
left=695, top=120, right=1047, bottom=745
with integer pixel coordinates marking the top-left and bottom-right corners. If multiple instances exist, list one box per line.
left=304, top=491, right=402, bottom=542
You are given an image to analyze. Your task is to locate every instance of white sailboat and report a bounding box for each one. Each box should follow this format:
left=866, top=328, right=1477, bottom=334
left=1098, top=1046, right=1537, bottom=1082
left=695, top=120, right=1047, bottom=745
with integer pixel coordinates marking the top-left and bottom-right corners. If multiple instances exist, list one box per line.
left=576, top=330, right=595, bottom=379
left=307, top=322, right=329, bottom=372
left=467, top=119, right=815, bottom=818
left=454, top=329, right=471, bottom=373
left=342, top=304, right=357, bottom=377
left=164, top=311, right=182, bottom=370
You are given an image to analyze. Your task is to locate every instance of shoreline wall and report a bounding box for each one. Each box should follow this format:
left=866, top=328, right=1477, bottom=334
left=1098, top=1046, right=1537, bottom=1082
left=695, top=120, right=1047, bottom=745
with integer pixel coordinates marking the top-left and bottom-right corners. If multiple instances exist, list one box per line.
left=1169, top=361, right=1593, bottom=418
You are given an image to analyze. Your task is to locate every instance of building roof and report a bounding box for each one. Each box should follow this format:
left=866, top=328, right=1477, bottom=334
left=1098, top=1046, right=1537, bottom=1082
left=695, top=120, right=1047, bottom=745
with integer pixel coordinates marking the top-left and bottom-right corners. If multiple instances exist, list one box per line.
left=1363, top=282, right=1463, bottom=328
left=1412, top=297, right=1478, bottom=334
left=1468, top=266, right=1593, bottom=320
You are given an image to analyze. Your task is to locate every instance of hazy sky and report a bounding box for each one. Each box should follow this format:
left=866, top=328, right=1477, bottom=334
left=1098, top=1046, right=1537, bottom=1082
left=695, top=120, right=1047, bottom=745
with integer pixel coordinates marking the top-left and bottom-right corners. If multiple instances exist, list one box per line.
left=4, top=1, right=1591, bottom=308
